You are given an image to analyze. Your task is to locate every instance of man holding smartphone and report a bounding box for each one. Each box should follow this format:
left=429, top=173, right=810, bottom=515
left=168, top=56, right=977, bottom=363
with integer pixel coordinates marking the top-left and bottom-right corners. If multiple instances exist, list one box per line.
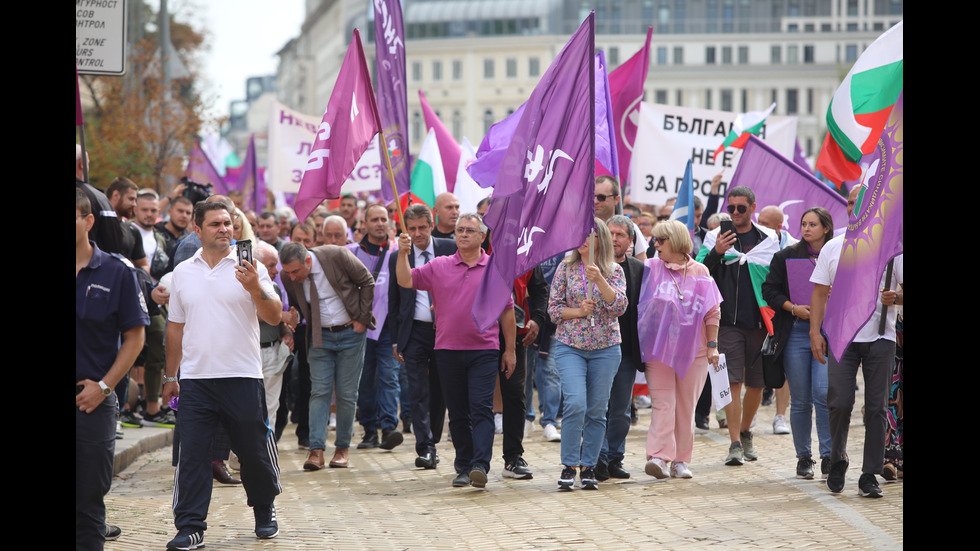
left=162, top=201, right=283, bottom=550
left=698, top=186, right=779, bottom=467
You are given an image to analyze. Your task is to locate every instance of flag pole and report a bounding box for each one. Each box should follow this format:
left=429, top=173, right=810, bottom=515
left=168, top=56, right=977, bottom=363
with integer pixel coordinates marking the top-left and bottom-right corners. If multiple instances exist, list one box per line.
left=876, top=258, right=895, bottom=335
left=588, top=229, right=596, bottom=327
left=378, top=128, right=408, bottom=234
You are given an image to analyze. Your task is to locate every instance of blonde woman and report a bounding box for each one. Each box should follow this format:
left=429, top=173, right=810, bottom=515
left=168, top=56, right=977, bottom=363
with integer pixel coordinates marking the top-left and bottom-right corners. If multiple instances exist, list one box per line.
left=547, top=218, right=628, bottom=490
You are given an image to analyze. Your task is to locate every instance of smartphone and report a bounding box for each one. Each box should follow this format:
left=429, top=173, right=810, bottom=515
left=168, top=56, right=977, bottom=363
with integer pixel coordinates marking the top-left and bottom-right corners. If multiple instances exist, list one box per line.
left=236, top=239, right=253, bottom=267
left=720, top=220, right=736, bottom=236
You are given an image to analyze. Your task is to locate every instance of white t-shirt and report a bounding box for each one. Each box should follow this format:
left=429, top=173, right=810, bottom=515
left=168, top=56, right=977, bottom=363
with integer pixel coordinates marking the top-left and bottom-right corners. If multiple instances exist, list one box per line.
left=136, top=225, right=157, bottom=259
left=810, top=235, right=903, bottom=343
left=168, top=247, right=276, bottom=379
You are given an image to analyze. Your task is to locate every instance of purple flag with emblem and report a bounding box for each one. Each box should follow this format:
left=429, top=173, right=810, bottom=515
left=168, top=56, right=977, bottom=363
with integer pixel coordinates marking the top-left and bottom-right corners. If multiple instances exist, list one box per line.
left=471, top=13, right=595, bottom=332
left=824, top=92, right=903, bottom=362
left=728, top=135, right=848, bottom=241
left=373, top=0, right=411, bottom=202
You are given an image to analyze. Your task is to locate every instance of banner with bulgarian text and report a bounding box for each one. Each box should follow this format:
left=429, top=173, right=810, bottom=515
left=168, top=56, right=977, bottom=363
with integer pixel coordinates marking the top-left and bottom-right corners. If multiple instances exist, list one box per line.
left=630, top=102, right=796, bottom=207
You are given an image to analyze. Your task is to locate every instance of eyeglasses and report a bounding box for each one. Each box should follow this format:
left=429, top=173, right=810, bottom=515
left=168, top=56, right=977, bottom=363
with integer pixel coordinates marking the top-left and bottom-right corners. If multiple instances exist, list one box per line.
left=653, top=236, right=669, bottom=245
left=457, top=227, right=482, bottom=235
left=595, top=194, right=619, bottom=202
left=726, top=204, right=748, bottom=214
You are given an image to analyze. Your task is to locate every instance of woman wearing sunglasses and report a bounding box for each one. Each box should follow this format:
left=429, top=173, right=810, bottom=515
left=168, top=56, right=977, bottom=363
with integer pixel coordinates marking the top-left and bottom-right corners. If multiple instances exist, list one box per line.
left=762, top=207, right=835, bottom=480
left=637, top=220, right=722, bottom=480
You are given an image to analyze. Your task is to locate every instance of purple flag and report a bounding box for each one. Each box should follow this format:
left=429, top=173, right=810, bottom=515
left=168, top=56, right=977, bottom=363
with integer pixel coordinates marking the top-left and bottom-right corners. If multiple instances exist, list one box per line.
left=373, top=0, right=411, bottom=202
left=728, top=135, right=848, bottom=241
left=794, top=138, right=813, bottom=174
left=471, top=13, right=596, bottom=332
left=186, top=138, right=227, bottom=195
left=595, top=51, right=619, bottom=178
left=637, top=259, right=722, bottom=378
left=295, top=29, right=381, bottom=222
left=824, top=92, right=903, bottom=362
left=239, top=135, right=267, bottom=213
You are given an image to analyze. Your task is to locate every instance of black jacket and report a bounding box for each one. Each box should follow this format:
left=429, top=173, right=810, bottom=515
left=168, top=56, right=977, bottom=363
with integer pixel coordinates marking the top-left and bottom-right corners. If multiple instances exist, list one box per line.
left=761, top=243, right=812, bottom=367
left=387, top=237, right=457, bottom=352
left=702, top=222, right=771, bottom=329
left=618, top=255, right=645, bottom=370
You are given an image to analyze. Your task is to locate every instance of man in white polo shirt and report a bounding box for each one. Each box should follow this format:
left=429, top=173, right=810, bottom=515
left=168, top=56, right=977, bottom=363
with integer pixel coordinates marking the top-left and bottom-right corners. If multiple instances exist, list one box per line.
left=162, top=201, right=283, bottom=550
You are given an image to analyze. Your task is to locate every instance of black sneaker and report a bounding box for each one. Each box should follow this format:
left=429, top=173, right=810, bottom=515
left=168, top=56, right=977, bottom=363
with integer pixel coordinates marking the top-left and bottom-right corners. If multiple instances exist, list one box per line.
left=357, top=430, right=379, bottom=449
left=858, top=473, right=883, bottom=498
left=379, top=428, right=403, bottom=450
left=580, top=466, right=599, bottom=490
left=120, top=410, right=145, bottom=428
left=827, top=456, right=849, bottom=493
left=469, top=465, right=488, bottom=488
left=452, top=471, right=471, bottom=487
left=796, top=457, right=815, bottom=480
left=503, top=457, right=533, bottom=480
left=558, top=465, right=576, bottom=490
left=167, top=528, right=205, bottom=550
left=254, top=503, right=279, bottom=539
left=821, top=457, right=830, bottom=478
left=104, top=524, right=121, bottom=541
left=142, top=409, right=176, bottom=428
left=695, top=415, right=710, bottom=431
left=595, top=459, right=610, bottom=481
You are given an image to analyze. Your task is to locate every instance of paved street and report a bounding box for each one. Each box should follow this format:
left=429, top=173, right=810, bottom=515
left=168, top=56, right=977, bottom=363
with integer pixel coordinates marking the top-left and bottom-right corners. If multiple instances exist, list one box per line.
left=104, top=391, right=902, bottom=550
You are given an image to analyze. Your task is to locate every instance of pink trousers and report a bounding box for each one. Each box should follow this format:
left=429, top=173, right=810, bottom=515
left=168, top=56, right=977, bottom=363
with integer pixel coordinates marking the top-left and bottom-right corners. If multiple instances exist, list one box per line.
left=645, top=357, right=709, bottom=463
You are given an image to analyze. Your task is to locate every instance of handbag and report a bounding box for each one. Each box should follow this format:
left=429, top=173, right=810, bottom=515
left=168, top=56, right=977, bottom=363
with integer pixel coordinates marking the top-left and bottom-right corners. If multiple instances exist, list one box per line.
left=760, top=333, right=786, bottom=388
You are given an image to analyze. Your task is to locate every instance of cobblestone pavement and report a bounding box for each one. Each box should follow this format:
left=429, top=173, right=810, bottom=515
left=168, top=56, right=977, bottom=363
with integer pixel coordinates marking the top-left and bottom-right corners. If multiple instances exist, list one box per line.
left=105, top=392, right=902, bottom=550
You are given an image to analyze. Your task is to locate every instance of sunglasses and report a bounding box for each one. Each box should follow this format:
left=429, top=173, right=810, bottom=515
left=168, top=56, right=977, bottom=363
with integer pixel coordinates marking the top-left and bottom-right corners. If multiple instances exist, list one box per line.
left=726, top=204, right=748, bottom=214
left=653, top=236, right=669, bottom=245
left=595, top=193, right=619, bottom=202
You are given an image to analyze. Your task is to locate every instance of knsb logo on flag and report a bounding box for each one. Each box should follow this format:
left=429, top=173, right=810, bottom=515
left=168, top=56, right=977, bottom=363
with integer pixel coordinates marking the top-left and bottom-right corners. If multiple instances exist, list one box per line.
left=295, top=29, right=382, bottom=222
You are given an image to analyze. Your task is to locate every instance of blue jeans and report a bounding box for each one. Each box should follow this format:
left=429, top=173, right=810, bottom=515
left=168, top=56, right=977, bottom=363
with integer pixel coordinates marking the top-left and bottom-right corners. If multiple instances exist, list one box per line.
left=525, top=339, right=563, bottom=427
left=308, top=326, right=366, bottom=450
left=553, top=342, right=621, bottom=467
left=599, top=354, right=636, bottom=464
left=783, top=320, right=831, bottom=459
left=357, top=326, right=400, bottom=432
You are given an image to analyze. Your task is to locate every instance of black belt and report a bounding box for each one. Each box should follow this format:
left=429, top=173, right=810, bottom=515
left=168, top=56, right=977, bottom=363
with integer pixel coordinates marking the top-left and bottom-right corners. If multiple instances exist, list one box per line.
left=260, top=339, right=280, bottom=348
left=321, top=323, right=352, bottom=333
left=413, top=320, right=435, bottom=330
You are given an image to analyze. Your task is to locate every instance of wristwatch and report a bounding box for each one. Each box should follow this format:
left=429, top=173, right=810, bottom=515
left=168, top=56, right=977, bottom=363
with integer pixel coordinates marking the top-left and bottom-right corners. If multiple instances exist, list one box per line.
left=98, top=380, right=112, bottom=396
left=707, top=341, right=718, bottom=349
left=163, top=376, right=179, bottom=384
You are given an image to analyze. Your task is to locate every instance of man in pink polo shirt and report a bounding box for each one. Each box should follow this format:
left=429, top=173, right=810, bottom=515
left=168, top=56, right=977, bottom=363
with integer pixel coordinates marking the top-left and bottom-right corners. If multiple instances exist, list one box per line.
left=396, top=213, right=517, bottom=489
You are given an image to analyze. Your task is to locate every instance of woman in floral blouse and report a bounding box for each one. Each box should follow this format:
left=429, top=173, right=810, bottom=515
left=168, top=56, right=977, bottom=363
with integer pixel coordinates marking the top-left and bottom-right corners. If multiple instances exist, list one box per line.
left=548, top=218, right=628, bottom=490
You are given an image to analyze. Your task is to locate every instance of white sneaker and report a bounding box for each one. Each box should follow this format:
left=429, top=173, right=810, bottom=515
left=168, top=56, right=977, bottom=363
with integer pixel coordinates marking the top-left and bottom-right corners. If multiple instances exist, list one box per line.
left=543, top=424, right=561, bottom=442
left=772, top=414, right=790, bottom=435
left=524, top=420, right=534, bottom=438
left=670, top=461, right=693, bottom=478
left=634, top=395, right=652, bottom=409
left=494, top=413, right=503, bottom=434
left=645, top=458, right=669, bottom=479
left=328, top=412, right=337, bottom=430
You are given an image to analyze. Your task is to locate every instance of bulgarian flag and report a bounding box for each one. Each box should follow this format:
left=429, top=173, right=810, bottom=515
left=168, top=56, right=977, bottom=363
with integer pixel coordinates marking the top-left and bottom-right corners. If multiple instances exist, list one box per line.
left=695, top=227, right=780, bottom=335
left=409, top=127, right=447, bottom=208
left=816, top=21, right=903, bottom=187
left=712, top=103, right=776, bottom=161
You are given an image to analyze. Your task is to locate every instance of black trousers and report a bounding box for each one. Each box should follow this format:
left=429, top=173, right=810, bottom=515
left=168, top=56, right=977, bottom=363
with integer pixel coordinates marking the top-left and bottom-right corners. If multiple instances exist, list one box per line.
left=173, top=378, right=281, bottom=532
left=403, top=322, right=446, bottom=456
left=498, top=340, right=527, bottom=463
left=76, top=393, right=116, bottom=551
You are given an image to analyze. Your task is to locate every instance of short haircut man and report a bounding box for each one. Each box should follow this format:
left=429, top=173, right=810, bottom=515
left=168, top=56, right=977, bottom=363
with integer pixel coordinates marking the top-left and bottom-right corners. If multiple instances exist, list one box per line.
left=320, top=215, right=349, bottom=246
left=258, top=212, right=284, bottom=250
left=432, top=192, right=461, bottom=238
left=162, top=199, right=283, bottom=548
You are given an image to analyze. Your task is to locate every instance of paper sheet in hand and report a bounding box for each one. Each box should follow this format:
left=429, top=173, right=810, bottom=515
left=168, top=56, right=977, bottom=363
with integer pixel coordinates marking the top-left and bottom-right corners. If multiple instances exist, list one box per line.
left=710, top=353, right=733, bottom=410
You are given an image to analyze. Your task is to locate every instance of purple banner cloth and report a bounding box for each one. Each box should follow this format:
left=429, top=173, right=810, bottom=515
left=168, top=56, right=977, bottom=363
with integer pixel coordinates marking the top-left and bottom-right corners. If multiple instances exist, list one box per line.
left=637, top=259, right=722, bottom=379
left=295, top=29, right=381, bottom=222
left=347, top=242, right=398, bottom=340
left=786, top=258, right=817, bottom=305
left=471, top=13, right=596, bottom=331
left=186, top=138, right=227, bottom=195
left=727, top=136, right=847, bottom=241
left=607, top=27, right=651, bottom=192
left=824, top=92, right=903, bottom=362
left=373, top=0, right=411, bottom=202
left=238, top=135, right=267, bottom=213
left=794, top=138, right=813, bottom=174
left=595, top=51, right=618, bottom=178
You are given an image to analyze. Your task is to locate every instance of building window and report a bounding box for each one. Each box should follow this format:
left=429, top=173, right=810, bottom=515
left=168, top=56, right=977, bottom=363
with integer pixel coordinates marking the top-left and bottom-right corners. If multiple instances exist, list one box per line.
left=721, top=89, right=733, bottom=112
left=706, top=46, right=716, bottom=64
left=722, top=46, right=732, bottom=65
left=453, top=60, right=463, bottom=80
left=432, top=60, right=442, bottom=81
left=738, top=46, right=749, bottom=64
left=506, top=58, right=517, bottom=78
left=608, top=47, right=619, bottom=66
left=483, top=109, right=494, bottom=135
left=786, top=89, right=799, bottom=115
left=741, top=89, right=748, bottom=112
left=452, top=110, right=462, bottom=141
left=771, top=45, right=781, bottom=64
left=655, top=89, right=668, bottom=104
left=807, top=88, right=814, bottom=115
left=484, top=58, right=495, bottom=79
left=788, top=23, right=799, bottom=32
left=529, top=57, right=540, bottom=77
left=673, top=46, right=684, bottom=65
left=845, top=44, right=858, bottom=62
left=412, top=111, right=422, bottom=142
left=803, top=45, right=814, bottom=63
left=705, top=89, right=712, bottom=110
left=412, top=62, right=422, bottom=82
left=675, top=89, right=683, bottom=106
left=787, top=45, right=799, bottom=64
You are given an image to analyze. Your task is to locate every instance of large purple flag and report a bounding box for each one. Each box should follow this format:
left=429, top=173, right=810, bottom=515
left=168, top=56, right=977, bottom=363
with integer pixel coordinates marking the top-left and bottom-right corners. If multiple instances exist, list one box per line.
left=471, top=13, right=595, bottom=332
left=594, top=51, right=619, bottom=178
left=728, top=135, right=848, bottom=240
left=295, top=29, right=381, bottom=222
left=238, top=135, right=267, bottom=213
left=824, top=92, right=903, bottom=362
left=186, top=138, right=227, bottom=195
left=373, top=0, right=411, bottom=202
